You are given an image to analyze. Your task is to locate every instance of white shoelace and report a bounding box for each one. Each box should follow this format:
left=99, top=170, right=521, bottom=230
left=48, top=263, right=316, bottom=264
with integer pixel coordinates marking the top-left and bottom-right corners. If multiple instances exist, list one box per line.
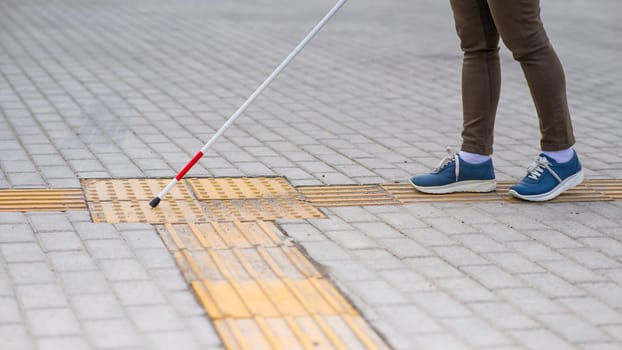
left=435, top=147, right=460, bottom=180
left=526, top=156, right=562, bottom=183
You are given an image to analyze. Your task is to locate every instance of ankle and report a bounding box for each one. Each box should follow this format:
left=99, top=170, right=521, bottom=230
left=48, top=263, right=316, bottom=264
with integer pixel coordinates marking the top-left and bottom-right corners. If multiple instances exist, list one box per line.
left=459, top=150, right=491, bottom=164
left=542, top=148, right=574, bottom=163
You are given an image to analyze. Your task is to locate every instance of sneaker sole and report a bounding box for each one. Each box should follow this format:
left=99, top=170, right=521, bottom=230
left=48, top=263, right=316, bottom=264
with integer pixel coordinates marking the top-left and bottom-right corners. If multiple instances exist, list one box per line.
left=408, top=179, right=497, bottom=194
left=508, top=169, right=585, bottom=202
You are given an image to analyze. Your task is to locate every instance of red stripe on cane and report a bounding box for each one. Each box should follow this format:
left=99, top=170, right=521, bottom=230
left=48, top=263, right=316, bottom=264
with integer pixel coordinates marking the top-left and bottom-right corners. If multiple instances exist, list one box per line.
left=176, top=151, right=204, bottom=180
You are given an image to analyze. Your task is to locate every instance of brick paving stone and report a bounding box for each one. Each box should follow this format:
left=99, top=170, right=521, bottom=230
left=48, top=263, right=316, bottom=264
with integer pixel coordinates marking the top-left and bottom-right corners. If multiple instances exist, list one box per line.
left=36, top=337, right=90, bottom=350
left=580, top=237, right=622, bottom=258
left=423, top=217, right=478, bottom=235
left=134, top=248, right=178, bottom=270
left=17, top=283, right=68, bottom=309
left=484, top=252, right=545, bottom=274
left=506, top=240, right=567, bottom=262
left=47, top=251, right=96, bottom=272
left=145, top=331, right=204, bottom=350
left=376, top=305, right=442, bottom=334
left=469, top=301, right=538, bottom=330
left=379, top=269, right=435, bottom=293
left=83, top=319, right=142, bottom=349
left=8, top=262, right=56, bottom=285
left=0, top=242, right=46, bottom=263
left=452, top=234, right=510, bottom=253
left=432, top=246, right=488, bottom=267
left=0, top=324, right=33, bottom=350
left=461, top=265, right=524, bottom=289
left=351, top=221, right=404, bottom=239
left=579, top=282, right=622, bottom=308
left=322, top=260, right=379, bottom=282
left=404, top=227, right=457, bottom=247
left=0, top=224, right=35, bottom=243
left=70, top=293, right=125, bottom=320
left=37, top=232, right=83, bottom=252
left=410, top=333, right=470, bottom=350
left=73, top=222, right=121, bottom=240
left=538, top=313, right=611, bottom=343
left=443, top=316, right=513, bottom=347
left=99, top=258, right=150, bottom=281
left=558, top=297, right=622, bottom=325
left=496, top=288, right=566, bottom=315
left=278, top=222, right=326, bottom=242
left=524, top=229, right=584, bottom=249
left=127, top=304, right=185, bottom=332
left=377, top=237, right=431, bottom=258
left=405, top=256, right=464, bottom=279
left=324, top=229, right=378, bottom=249
left=343, top=280, right=409, bottom=306
left=410, top=291, right=472, bottom=318
left=539, top=260, right=608, bottom=283
left=27, top=213, right=73, bottom=233
left=520, top=272, right=585, bottom=298
left=298, top=240, right=351, bottom=261
left=352, top=249, right=404, bottom=270
left=510, top=329, right=575, bottom=350
left=435, top=277, right=497, bottom=303
left=25, top=308, right=81, bottom=337
left=113, top=280, right=168, bottom=306
left=559, top=248, right=622, bottom=269
left=60, top=271, right=110, bottom=295
left=0, top=296, right=21, bottom=323
left=84, top=239, right=134, bottom=260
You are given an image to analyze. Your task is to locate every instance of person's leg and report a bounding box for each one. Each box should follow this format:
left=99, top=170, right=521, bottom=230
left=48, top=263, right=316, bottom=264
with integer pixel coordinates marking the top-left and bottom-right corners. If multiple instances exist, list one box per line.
left=409, top=0, right=499, bottom=194
left=449, top=0, right=501, bottom=156
left=487, top=0, right=582, bottom=201
left=487, top=0, right=575, bottom=151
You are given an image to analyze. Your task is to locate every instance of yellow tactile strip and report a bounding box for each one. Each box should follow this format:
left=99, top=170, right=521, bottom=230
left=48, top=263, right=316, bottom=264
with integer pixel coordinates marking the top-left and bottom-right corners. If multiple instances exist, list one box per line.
left=157, top=221, right=389, bottom=350
left=0, top=189, right=86, bottom=212
left=300, top=179, right=622, bottom=206
left=383, top=180, right=615, bottom=204
left=298, top=185, right=401, bottom=207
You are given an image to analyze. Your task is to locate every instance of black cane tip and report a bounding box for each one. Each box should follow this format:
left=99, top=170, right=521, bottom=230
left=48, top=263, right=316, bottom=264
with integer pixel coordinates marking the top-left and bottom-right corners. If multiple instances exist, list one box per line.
left=149, top=197, right=161, bottom=208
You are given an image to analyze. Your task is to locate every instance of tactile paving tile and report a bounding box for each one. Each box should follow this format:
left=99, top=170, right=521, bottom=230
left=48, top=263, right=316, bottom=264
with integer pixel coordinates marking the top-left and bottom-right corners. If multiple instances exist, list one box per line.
left=298, top=185, right=400, bottom=207
left=82, top=178, right=194, bottom=201
left=88, top=199, right=207, bottom=224
left=158, top=222, right=389, bottom=350
left=201, top=198, right=325, bottom=222
left=0, top=189, right=86, bottom=212
left=188, top=177, right=299, bottom=200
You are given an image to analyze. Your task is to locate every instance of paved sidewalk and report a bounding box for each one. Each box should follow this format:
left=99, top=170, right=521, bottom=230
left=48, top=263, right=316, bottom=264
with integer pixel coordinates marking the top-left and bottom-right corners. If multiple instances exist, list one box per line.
left=1, top=0, right=622, bottom=349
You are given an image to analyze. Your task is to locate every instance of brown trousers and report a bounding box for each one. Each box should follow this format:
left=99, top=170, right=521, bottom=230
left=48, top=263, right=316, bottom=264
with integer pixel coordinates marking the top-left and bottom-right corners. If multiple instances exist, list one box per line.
left=449, top=0, right=575, bottom=155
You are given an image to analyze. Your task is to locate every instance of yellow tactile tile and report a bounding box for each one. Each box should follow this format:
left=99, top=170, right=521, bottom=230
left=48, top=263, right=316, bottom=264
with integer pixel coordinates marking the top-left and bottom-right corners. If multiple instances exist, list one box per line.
left=200, top=198, right=325, bottom=221
left=158, top=221, right=389, bottom=350
left=188, top=177, right=299, bottom=200
left=0, top=189, right=85, bottom=212
left=87, top=199, right=206, bottom=224
left=298, top=184, right=400, bottom=207
left=82, top=178, right=193, bottom=201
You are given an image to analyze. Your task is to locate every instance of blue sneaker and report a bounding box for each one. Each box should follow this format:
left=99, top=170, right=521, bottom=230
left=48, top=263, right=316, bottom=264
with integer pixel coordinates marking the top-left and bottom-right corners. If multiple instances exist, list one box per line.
left=509, top=150, right=584, bottom=202
left=409, top=148, right=496, bottom=194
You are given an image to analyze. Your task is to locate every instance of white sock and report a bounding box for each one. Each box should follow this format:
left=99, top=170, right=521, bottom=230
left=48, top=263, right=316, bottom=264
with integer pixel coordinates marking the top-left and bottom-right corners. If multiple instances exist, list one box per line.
left=459, top=150, right=491, bottom=164
left=542, top=148, right=574, bottom=163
